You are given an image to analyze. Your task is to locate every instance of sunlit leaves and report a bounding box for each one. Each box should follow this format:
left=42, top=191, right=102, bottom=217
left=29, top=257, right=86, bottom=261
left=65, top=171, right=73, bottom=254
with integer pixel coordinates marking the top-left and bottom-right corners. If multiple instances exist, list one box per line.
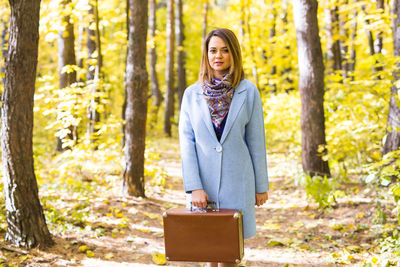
left=151, top=252, right=166, bottom=265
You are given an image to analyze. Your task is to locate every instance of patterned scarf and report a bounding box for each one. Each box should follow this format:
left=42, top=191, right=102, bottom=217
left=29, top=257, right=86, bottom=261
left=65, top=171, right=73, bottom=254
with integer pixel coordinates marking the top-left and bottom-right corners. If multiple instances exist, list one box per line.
left=202, top=75, right=234, bottom=128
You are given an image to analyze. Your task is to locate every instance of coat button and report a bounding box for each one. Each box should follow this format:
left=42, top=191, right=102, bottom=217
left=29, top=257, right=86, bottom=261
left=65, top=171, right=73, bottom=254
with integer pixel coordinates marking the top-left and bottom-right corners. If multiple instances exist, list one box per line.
left=216, top=146, right=222, bottom=152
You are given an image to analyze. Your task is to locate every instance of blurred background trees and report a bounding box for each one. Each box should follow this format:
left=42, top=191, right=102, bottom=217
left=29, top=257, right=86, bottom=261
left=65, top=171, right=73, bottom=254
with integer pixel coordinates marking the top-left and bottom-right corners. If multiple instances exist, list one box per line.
left=0, top=0, right=400, bottom=254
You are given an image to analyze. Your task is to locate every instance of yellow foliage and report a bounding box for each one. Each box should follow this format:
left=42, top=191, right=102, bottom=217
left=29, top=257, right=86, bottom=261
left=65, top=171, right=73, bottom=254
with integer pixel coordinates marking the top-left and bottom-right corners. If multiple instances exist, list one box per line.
left=86, top=250, right=95, bottom=258
left=263, top=222, right=281, bottom=230
left=356, top=212, right=365, bottom=219
left=151, top=252, right=167, bottom=265
left=78, top=245, right=89, bottom=252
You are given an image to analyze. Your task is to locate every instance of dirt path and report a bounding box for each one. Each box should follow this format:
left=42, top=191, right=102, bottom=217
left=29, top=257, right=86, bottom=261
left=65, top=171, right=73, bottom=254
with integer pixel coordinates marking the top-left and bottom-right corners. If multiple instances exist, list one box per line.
left=0, top=137, right=378, bottom=266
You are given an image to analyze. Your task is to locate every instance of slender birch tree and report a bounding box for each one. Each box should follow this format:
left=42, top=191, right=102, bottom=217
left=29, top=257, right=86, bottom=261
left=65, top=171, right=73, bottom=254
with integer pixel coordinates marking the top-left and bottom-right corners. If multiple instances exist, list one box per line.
left=87, top=0, right=102, bottom=148
left=164, top=0, right=175, bottom=136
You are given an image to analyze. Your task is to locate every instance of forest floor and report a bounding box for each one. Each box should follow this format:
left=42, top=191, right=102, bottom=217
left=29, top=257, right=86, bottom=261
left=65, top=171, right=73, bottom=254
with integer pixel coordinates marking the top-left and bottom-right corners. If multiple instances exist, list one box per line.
left=0, top=137, right=396, bottom=266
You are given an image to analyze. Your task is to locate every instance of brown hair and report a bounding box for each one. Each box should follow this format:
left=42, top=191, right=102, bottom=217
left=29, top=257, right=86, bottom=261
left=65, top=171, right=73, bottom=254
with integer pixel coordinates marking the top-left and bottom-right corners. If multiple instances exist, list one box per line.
left=199, top=28, right=244, bottom=88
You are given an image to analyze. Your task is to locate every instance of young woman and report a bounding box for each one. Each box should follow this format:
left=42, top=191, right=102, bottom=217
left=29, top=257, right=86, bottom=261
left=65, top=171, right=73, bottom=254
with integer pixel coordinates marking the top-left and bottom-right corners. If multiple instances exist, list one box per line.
left=179, top=28, right=269, bottom=267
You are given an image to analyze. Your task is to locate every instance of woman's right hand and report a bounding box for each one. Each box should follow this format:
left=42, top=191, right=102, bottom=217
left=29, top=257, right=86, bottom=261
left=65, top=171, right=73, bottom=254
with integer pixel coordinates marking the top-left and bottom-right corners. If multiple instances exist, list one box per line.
left=191, top=189, right=209, bottom=209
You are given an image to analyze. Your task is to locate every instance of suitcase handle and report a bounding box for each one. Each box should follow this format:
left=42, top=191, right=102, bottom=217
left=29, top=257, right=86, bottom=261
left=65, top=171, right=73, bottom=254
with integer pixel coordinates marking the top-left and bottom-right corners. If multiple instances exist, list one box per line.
left=190, top=200, right=219, bottom=211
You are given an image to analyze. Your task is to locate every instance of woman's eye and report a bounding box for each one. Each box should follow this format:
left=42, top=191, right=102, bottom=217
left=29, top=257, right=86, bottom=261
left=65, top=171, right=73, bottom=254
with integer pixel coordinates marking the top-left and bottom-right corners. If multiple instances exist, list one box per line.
left=209, top=49, right=216, bottom=53
left=223, top=49, right=229, bottom=53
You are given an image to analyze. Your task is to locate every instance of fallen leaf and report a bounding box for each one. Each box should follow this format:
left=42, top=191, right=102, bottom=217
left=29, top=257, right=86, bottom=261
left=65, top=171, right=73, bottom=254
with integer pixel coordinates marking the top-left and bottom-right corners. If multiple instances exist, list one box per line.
left=144, top=212, right=159, bottom=219
left=115, top=212, right=124, bottom=218
left=329, top=223, right=344, bottom=231
left=126, top=236, right=135, bottom=242
left=104, top=253, right=114, bottom=260
left=79, top=245, right=89, bottom=252
left=263, top=223, right=281, bottom=230
left=346, top=245, right=360, bottom=253
left=19, top=255, right=30, bottom=263
left=356, top=212, right=365, bottom=219
left=291, top=221, right=304, bottom=229
left=152, top=252, right=166, bottom=265
left=86, top=250, right=95, bottom=258
left=266, top=239, right=284, bottom=247
left=347, top=223, right=355, bottom=230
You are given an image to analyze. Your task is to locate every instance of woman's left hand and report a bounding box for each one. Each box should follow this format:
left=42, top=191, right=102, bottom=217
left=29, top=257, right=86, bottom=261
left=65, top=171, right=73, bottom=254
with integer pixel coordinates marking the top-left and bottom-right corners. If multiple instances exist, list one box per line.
left=255, top=192, right=269, bottom=207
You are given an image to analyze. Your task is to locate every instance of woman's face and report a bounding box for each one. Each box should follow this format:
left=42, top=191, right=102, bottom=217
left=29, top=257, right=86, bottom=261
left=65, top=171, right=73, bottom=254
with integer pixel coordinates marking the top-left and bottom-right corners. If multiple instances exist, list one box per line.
left=207, top=36, right=231, bottom=79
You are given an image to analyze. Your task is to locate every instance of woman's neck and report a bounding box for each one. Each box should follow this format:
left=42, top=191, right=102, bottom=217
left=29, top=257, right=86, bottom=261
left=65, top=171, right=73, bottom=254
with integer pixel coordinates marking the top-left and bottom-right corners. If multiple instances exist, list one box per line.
left=214, top=70, right=228, bottom=80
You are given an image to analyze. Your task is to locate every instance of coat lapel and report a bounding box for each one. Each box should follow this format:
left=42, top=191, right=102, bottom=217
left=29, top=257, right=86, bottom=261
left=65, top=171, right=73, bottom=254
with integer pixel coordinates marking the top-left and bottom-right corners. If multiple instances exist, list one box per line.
left=220, top=83, right=247, bottom=144
left=196, top=89, right=218, bottom=141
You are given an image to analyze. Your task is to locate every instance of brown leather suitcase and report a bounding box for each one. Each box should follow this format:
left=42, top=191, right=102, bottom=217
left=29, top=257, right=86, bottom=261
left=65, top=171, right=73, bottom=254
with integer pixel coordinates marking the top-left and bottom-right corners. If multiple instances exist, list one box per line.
left=162, top=207, right=244, bottom=263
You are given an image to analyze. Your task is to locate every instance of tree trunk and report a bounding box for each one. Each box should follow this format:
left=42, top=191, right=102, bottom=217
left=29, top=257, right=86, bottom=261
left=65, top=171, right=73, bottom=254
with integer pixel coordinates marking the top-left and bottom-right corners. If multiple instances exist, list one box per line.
left=56, top=0, right=77, bottom=152
left=383, top=0, right=400, bottom=154
left=122, top=0, right=149, bottom=197
left=121, top=0, right=129, bottom=148
left=269, top=1, right=277, bottom=91
left=87, top=0, right=102, bottom=148
left=348, top=0, right=358, bottom=78
left=77, top=14, right=85, bottom=83
left=374, top=0, right=384, bottom=77
left=362, top=5, right=375, bottom=57
left=175, top=0, right=186, bottom=108
left=149, top=0, right=162, bottom=109
left=340, top=0, right=353, bottom=80
left=293, top=0, right=331, bottom=177
left=325, top=2, right=342, bottom=72
left=164, top=0, right=175, bottom=136
left=1, top=16, right=8, bottom=86
left=375, top=0, right=384, bottom=55
left=282, top=5, right=294, bottom=92
left=2, top=0, right=53, bottom=248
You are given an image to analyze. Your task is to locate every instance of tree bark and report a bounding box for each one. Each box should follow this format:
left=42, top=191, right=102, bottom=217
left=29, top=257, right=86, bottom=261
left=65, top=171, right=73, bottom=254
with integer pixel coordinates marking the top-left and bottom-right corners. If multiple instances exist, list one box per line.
left=1, top=16, right=8, bottom=86
left=175, top=0, right=186, bottom=108
left=87, top=0, right=102, bottom=148
left=164, top=0, right=175, bottom=136
left=281, top=4, right=294, bottom=92
left=56, top=0, right=77, bottom=151
left=325, top=1, right=342, bottom=72
left=2, top=0, right=53, bottom=248
left=122, top=0, right=149, bottom=197
left=374, top=0, right=384, bottom=55
left=383, top=0, right=400, bottom=154
left=77, top=14, right=85, bottom=83
left=374, top=0, right=384, bottom=77
left=293, top=0, right=331, bottom=177
left=362, top=5, right=375, bottom=57
left=121, top=0, right=129, bottom=148
left=149, top=0, right=162, bottom=110
left=348, top=0, right=358, bottom=78
left=269, top=1, right=277, bottom=91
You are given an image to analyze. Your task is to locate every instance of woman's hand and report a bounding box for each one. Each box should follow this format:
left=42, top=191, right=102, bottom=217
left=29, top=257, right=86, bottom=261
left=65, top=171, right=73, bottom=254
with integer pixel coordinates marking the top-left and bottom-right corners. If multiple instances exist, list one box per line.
left=191, top=189, right=209, bottom=209
left=255, top=192, right=269, bottom=207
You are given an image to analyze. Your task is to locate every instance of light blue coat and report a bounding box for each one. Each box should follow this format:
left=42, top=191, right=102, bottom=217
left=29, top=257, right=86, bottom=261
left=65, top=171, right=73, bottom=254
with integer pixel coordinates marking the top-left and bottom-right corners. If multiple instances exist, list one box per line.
left=178, top=79, right=269, bottom=239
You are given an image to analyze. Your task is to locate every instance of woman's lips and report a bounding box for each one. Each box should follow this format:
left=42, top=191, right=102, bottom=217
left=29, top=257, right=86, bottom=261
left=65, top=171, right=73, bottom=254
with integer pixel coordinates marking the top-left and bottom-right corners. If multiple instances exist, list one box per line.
left=215, top=62, right=223, bottom=66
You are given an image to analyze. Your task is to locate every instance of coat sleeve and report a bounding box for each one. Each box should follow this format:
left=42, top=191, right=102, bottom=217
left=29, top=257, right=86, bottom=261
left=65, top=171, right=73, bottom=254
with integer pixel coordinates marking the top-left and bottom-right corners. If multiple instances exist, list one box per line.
left=178, top=90, right=204, bottom=193
left=245, top=86, right=269, bottom=193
